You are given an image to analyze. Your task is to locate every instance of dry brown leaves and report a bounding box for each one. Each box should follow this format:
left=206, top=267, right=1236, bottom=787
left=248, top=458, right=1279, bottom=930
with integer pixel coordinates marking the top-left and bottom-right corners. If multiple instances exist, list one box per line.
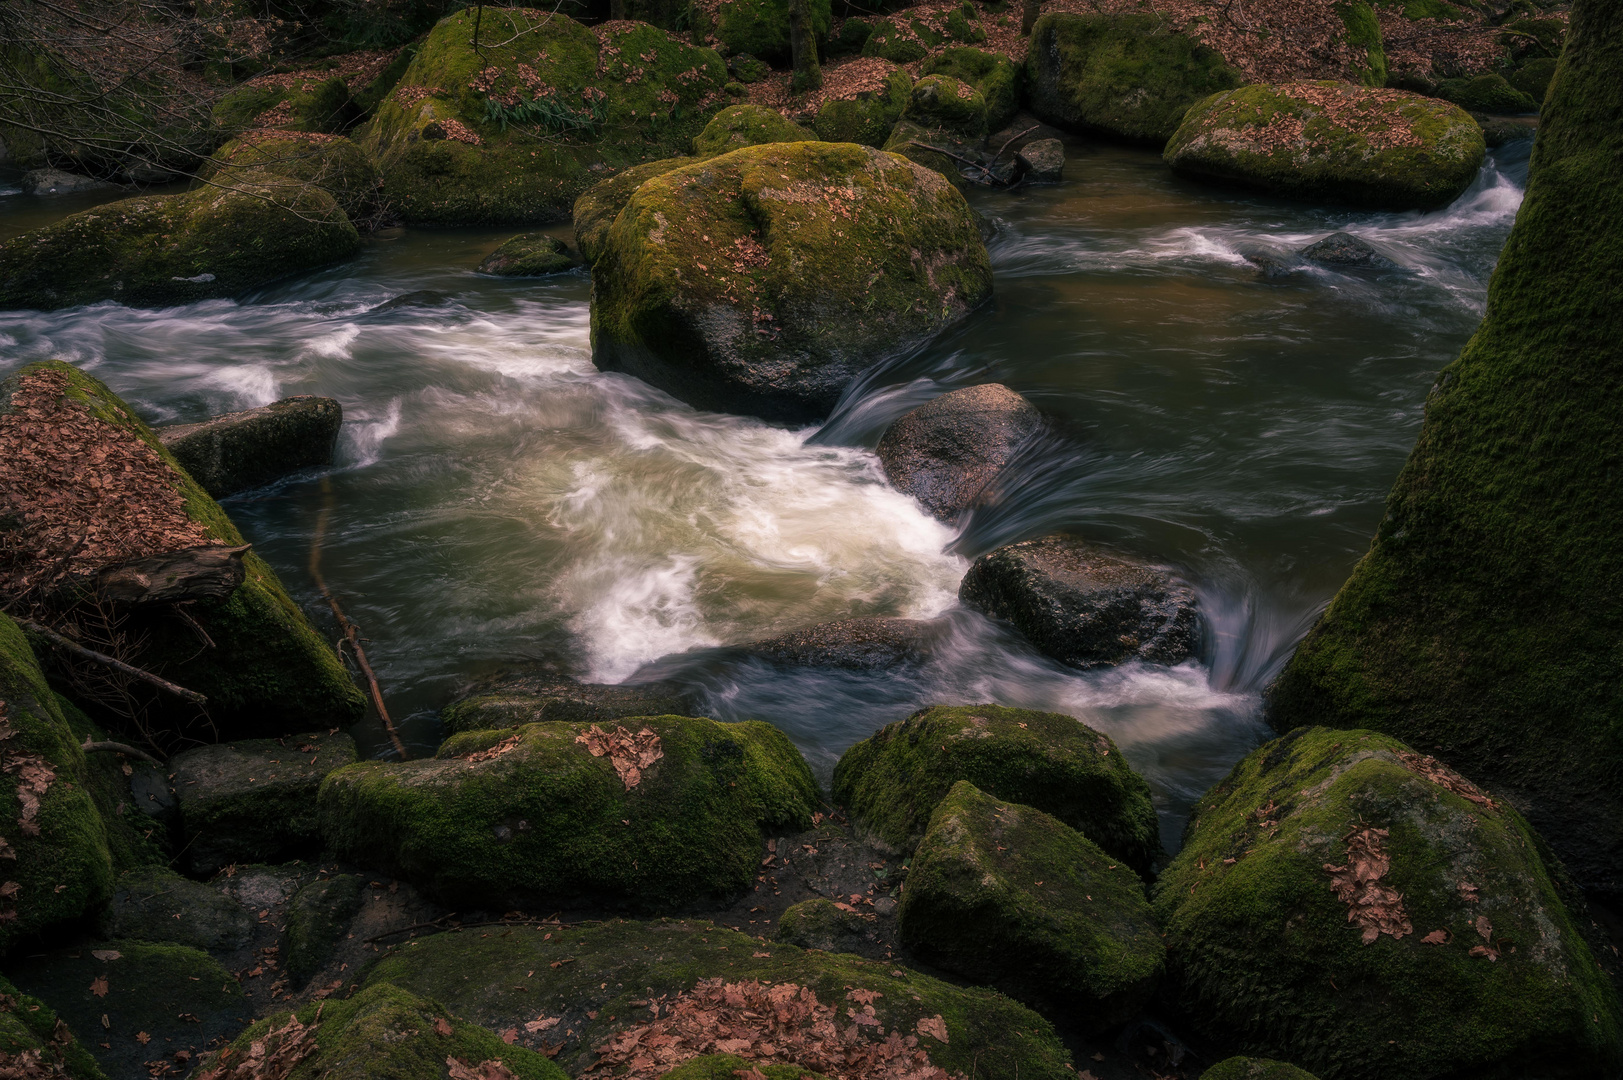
left=461, top=734, right=523, bottom=764
left=1470, top=914, right=1499, bottom=961
left=1276, top=81, right=1423, bottom=150
left=193, top=1014, right=316, bottom=1080
left=747, top=56, right=902, bottom=120
left=447, top=1058, right=520, bottom=1080
left=0, top=368, right=216, bottom=605
left=1324, top=825, right=1412, bottom=945
left=584, top=978, right=959, bottom=1080
left=575, top=725, right=663, bottom=789
left=0, top=698, right=54, bottom=925
left=245, top=49, right=402, bottom=94
left=1397, top=752, right=1497, bottom=810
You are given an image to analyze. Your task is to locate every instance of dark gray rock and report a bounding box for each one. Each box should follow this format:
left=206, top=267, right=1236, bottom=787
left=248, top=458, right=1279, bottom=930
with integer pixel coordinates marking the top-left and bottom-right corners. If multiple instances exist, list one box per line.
left=987, top=114, right=1066, bottom=156
left=728, top=53, right=771, bottom=83
left=959, top=535, right=1199, bottom=669
left=157, top=395, right=342, bottom=498
left=1298, top=231, right=1401, bottom=271
left=1016, top=138, right=1065, bottom=182
left=366, top=289, right=454, bottom=313
left=439, top=676, right=696, bottom=736
left=739, top=615, right=946, bottom=670
left=476, top=232, right=582, bottom=276
left=284, top=873, right=366, bottom=985
left=99, top=866, right=254, bottom=955
left=774, top=897, right=885, bottom=957
left=21, top=168, right=118, bottom=195
left=1242, top=248, right=1303, bottom=279
left=876, top=383, right=1041, bottom=521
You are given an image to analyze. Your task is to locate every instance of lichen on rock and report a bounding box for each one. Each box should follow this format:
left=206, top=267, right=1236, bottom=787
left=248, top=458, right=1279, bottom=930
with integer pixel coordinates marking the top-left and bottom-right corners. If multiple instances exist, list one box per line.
left=694, top=104, right=818, bottom=158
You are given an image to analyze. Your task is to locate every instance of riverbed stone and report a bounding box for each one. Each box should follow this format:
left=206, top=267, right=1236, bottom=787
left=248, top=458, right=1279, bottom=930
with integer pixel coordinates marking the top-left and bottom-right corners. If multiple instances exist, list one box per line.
left=774, top=897, right=882, bottom=956
left=1298, top=231, right=1400, bottom=270
left=203, top=132, right=381, bottom=221
left=157, top=395, right=343, bottom=498
left=921, top=48, right=1021, bottom=135
left=172, top=731, right=357, bottom=875
left=900, top=780, right=1164, bottom=1029
left=591, top=141, right=993, bottom=422
left=876, top=383, right=1041, bottom=521
left=1441, top=72, right=1538, bottom=114
left=359, top=918, right=1074, bottom=1079
left=738, top=615, right=946, bottom=671
left=1265, top=0, right=1623, bottom=898
left=1157, top=726, right=1623, bottom=1080
left=572, top=157, right=694, bottom=266
left=1017, top=138, right=1066, bottom=182
left=318, top=715, right=817, bottom=909
left=832, top=703, right=1162, bottom=872
left=881, top=120, right=992, bottom=186
left=283, top=873, right=366, bottom=985
left=1165, top=81, right=1485, bottom=211
left=693, top=104, right=817, bottom=158
left=21, top=168, right=119, bottom=196
left=959, top=534, right=1200, bottom=670
left=99, top=866, right=253, bottom=955
left=1026, top=13, right=1243, bottom=144
left=0, top=974, right=104, bottom=1080
left=475, top=232, right=582, bottom=276
left=812, top=68, right=912, bottom=147
left=1202, top=1061, right=1320, bottom=1080
left=440, top=675, right=696, bottom=736
left=905, top=74, right=989, bottom=139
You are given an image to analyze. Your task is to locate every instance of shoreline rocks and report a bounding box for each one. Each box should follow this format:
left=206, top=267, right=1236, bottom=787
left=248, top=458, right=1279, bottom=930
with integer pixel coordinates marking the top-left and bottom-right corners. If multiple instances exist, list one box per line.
left=158, top=395, right=343, bottom=499
left=876, top=383, right=1041, bottom=522
left=475, top=232, right=583, bottom=276
left=439, top=675, right=696, bottom=736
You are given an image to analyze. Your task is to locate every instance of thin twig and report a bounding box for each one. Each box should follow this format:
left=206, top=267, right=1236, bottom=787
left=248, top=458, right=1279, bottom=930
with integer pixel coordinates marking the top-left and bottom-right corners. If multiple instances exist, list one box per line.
left=80, top=738, right=164, bottom=766
left=989, top=125, right=1039, bottom=165
left=21, top=619, right=207, bottom=705
left=907, top=140, right=999, bottom=184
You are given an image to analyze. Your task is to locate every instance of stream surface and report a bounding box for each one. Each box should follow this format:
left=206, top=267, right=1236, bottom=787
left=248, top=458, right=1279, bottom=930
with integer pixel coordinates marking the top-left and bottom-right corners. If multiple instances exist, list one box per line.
left=0, top=138, right=1530, bottom=851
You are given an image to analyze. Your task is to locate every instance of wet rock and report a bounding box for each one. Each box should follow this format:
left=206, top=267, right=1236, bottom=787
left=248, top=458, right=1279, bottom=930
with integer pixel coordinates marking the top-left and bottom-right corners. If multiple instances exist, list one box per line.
left=475, top=232, right=582, bottom=276
left=284, top=873, right=365, bottom=985
left=100, top=866, right=254, bottom=955
left=739, top=615, right=947, bottom=671
left=1156, top=727, right=1623, bottom=1079
left=693, top=103, right=817, bottom=158
left=0, top=974, right=102, bottom=1078
left=1017, top=138, right=1065, bottom=182
left=203, top=132, right=381, bottom=221
left=318, top=716, right=817, bottom=909
left=832, top=703, right=1163, bottom=873
left=172, top=730, right=357, bottom=875
left=811, top=69, right=911, bottom=147
left=959, top=534, right=1200, bottom=669
left=1242, top=248, right=1304, bottom=279
left=591, top=141, right=992, bottom=422
left=440, top=675, right=696, bottom=736
left=922, top=48, right=1021, bottom=135
left=1298, top=231, right=1401, bottom=270
left=900, top=780, right=1164, bottom=1029
left=1166, top=83, right=1484, bottom=211
left=775, top=897, right=884, bottom=957
left=365, top=288, right=455, bottom=313
left=157, top=395, right=342, bottom=499
left=1202, top=1060, right=1321, bottom=1080
left=572, top=157, right=693, bottom=265
left=876, top=383, right=1041, bottom=521
left=21, top=168, right=118, bottom=196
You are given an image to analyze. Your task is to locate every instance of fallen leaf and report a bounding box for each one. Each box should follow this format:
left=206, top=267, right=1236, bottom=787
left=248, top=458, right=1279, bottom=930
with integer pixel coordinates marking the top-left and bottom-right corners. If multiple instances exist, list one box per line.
left=91, top=950, right=122, bottom=962
left=1475, top=915, right=1493, bottom=941
left=135, top=1031, right=151, bottom=1045
left=1422, top=929, right=1449, bottom=945
left=500, top=1028, right=518, bottom=1044
left=89, top=977, right=109, bottom=998
left=1324, top=825, right=1412, bottom=944
left=575, top=725, right=663, bottom=789
left=434, top=1017, right=453, bottom=1036
left=916, top=1014, right=949, bottom=1043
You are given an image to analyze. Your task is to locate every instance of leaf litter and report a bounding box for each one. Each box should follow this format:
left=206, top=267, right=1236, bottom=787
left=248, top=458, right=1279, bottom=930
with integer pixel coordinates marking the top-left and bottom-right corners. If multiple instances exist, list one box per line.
left=1324, top=825, right=1412, bottom=944
left=575, top=725, right=663, bottom=790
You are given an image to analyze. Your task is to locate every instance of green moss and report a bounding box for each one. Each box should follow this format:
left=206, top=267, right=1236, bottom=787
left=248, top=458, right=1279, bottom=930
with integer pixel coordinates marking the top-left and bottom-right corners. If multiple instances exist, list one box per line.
left=861, top=17, right=937, bottom=64
left=900, top=780, right=1164, bottom=1029
left=0, top=613, right=114, bottom=956
left=55, top=695, right=169, bottom=872
left=880, top=120, right=977, bottom=186
left=1265, top=0, right=1623, bottom=896
left=319, top=715, right=817, bottom=909
left=354, top=45, right=421, bottom=118
left=4, top=363, right=364, bottom=738
left=441, top=679, right=694, bottom=736
left=477, top=232, right=582, bottom=276
left=361, top=919, right=1074, bottom=1079
left=827, top=18, right=874, bottom=57
left=921, top=47, right=1020, bottom=133
left=1165, top=82, right=1485, bottom=210
left=590, top=140, right=992, bottom=422
left=1335, top=2, right=1388, bottom=87
left=812, top=69, right=912, bottom=146
left=831, top=704, right=1162, bottom=873
left=198, top=982, right=567, bottom=1080
left=1155, top=727, right=1623, bottom=1080
left=284, top=874, right=366, bottom=985
left=661, top=1056, right=832, bottom=1080
left=694, top=104, right=818, bottom=157
left=205, top=133, right=381, bottom=221
left=0, top=974, right=106, bottom=1079
left=773, top=897, right=876, bottom=954
left=573, top=157, right=694, bottom=265
left=359, top=10, right=728, bottom=225
left=1508, top=56, right=1558, bottom=103
left=904, top=75, right=988, bottom=139
left=1202, top=1060, right=1321, bottom=1080
left=1440, top=72, right=1539, bottom=113
left=1025, top=12, right=1243, bottom=144
left=99, top=866, right=253, bottom=954
left=213, top=76, right=358, bottom=136
left=700, top=0, right=832, bottom=65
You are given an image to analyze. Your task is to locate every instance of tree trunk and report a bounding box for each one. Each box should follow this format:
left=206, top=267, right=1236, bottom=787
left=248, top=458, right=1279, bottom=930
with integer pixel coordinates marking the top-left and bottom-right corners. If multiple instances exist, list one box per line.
left=1022, top=0, right=1041, bottom=35
left=610, top=0, right=628, bottom=20
left=89, top=544, right=251, bottom=605
left=789, top=0, right=822, bottom=93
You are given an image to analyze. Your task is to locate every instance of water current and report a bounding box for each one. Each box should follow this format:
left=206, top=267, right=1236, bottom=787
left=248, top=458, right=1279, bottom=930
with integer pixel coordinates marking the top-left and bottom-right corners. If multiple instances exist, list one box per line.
left=0, top=137, right=1531, bottom=852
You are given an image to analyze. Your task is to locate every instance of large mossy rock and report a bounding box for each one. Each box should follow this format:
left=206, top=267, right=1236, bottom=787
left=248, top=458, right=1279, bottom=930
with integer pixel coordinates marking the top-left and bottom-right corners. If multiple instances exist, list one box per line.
left=1026, top=13, right=1243, bottom=144
left=697, top=0, right=833, bottom=65
left=811, top=69, right=912, bottom=147
left=1165, top=82, right=1485, bottom=211
left=360, top=9, right=728, bottom=225
left=318, top=715, right=818, bottom=909
left=831, top=704, right=1162, bottom=872
left=157, top=395, right=344, bottom=499
left=1155, top=727, right=1623, bottom=1080
left=1265, top=0, right=1623, bottom=896
left=99, top=866, right=253, bottom=955
left=921, top=47, right=1021, bottom=135
left=1440, top=72, right=1538, bottom=114
left=0, top=613, right=113, bottom=955
left=195, top=982, right=568, bottom=1080
left=0, top=363, right=364, bottom=739
left=359, top=918, right=1075, bottom=1079
left=904, top=74, right=989, bottom=139
left=572, top=157, right=694, bottom=265
left=590, top=141, right=993, bottom=422
left=0, top=181, right=358, bottom=311
left=204, top=132, right=381, bottom=221
left=0, top=974, right=105, bottom=1080
left=899, top=780, right=1164, bottom=1028
left=875, top=383, right=1041, bottom=522
left=693, top=104, right=817, bottom=158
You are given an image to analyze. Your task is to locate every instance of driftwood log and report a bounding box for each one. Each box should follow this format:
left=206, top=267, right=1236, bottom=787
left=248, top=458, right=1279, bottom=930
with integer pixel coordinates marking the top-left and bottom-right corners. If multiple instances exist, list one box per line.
left=90, top=543, right=251, bottom=605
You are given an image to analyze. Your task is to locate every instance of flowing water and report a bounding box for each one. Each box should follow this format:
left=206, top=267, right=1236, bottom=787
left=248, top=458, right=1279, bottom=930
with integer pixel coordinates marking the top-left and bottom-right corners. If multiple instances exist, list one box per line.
left=0, top=138, right=1530, bottom=852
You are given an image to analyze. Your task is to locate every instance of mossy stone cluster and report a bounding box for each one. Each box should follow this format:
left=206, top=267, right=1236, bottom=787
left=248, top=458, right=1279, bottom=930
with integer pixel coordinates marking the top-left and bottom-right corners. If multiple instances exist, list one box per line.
left=905, top=74, right=989, bottom=139
left=476, top=232, right=582, bottom=276
left=0, top=974, right=105, bottom=1080
left=812, top=69, right=913, bottom=147
left=697, top=0, right=832, bottom=65
left=1440, top=72, right=1539, bottom=114
left=1266, top=0, right=1623, bottom=896
left=590, top=140, right=993, bottom=422
left=0, top=181, right=359, bottom=311
left=693, top=103, right=817, bottom=158
left=1026, top=12, right=1243, bottom=144
left=831, top=704, right=1163, bottom=873
left=921, top=47, right=1021, bottom=134
left=1165, top=82, right=1485, bottom=211
left=205, top=132, right=381, bottom=220
left=862, top=4, right=986, bottom=64
left=359, top=9, right=728, bottom=225
left=899, top=780, right=1165, bottom=1028
left=1156, top=727, right=1623, bottom=1080
left=318, top=714, right=818, bottom=908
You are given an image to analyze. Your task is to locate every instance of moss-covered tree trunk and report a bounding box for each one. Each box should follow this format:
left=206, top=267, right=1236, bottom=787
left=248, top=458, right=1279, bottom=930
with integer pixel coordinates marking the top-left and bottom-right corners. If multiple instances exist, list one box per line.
left=1267, top=0, right=1623, bottom=895
left=790, top=0, right=822, bottom=92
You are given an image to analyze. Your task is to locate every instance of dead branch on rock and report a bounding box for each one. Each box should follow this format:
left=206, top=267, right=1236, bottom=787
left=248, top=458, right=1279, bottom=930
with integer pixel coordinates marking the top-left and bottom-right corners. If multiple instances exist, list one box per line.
left=20, top=618, right=207, bottom=706
left=80, top=738, right=164, bottom=766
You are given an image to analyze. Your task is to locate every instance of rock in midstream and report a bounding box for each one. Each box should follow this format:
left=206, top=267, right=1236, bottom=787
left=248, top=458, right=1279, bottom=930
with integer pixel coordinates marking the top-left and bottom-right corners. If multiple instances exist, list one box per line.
left=875, top=383, right=1041, bottom=521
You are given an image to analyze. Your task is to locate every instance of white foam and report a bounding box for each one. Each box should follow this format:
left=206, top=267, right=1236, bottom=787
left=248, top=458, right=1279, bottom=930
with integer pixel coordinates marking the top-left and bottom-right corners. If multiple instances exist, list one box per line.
left=343, top=397, right=401, bottom=467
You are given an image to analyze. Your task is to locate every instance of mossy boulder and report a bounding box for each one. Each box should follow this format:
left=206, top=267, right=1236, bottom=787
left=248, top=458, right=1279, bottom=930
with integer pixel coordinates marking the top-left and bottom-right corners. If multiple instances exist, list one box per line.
left=360, top=918, right=1074, bottom=1079
left=694, top=104, right=817, bottom=158
left=831, top=704, right=1162, bottom=873
left=476, top=232, right=583, bottom=276
left=698, top=0, right=833, bottom=65
left=284, top=873, right=366, bottom=985
left=318, top=715, right=817, bottom=909
left=774, top=897, right=880, bottom=955
left=1026, top=12, right=1243, bottom=144
left=213, top=74, right=358, bottom=135
left=1165, top=81, right=1485, bottom=212
left=662, top=1057, right=831, bottom=1080
left=196, top=982, right=568, bottom=1080
left=572, top=157, right=694, bottom=265
left=1202, top=1060, right=1321, bottom=1080
left=880, top=120, right=984, bottom=186
left=1508, top=56, right=1558, bottom=103
left=156, top=394, right=344, bottom=500
left=204, top=132, right=381, bottom=221
left=590, top=140, right=993, bottom=422
left=921, top=47, right=1021, bottom=135
left=862, top=5, right=984, bottom=65
left=1265, top=0, right=1623, bottom=896
left=1337, top=1, right=1388, bottom=87
left=7, top=941, right=247, bottom=1080
left=359, top=9, right=728, bottom=225
left=0, top=363, right=364, bottom=739
left=440, top=676, right=695, bottom=736
left=1156, top=727, right=1623, bottom=1080
left=900, top=781, right=1164, bottom=1028
left=54, top=698, right=169, bottom=872
left=0, top=613, right=113, bottom=956
left=0, top=974, right=105, bottom=1080
left=99, top=866, right=254, bottom=955
left=905, top=74, right=988, bottom=139
left=1440, top=72, right=1539, bottom=114
left=811, top=68, right=912, bottom=147
left=0, top=181, right=358, bottom=311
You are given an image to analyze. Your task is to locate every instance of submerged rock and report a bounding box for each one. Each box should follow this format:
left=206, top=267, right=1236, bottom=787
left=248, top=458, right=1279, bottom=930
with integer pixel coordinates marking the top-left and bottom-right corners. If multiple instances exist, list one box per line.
left=203, top=132, right=381, bottom=221
left=875, top=383, right=1041, bottom=521
left=441, top=675, right=696, bottom=736
left=1166, top=82, right=1485, bottom=211
left=1017, top=138, right=1066, bottom=182
left=1298, top=231, right=1401, bottom=270
left=831, top=703, right=1162, bottom=872
left=99, top=866, right=254, bottom=956
left=590, top=141, right=993, bottom=422
left=475, top=232, right=582, bottom=276
left=693, top=103, right=817, bottom=158
left=157, top=395, right=343, bottom=499
left=572, top=157, right=694, bottom=265
left=739, top=615, right=947, bottom=671
left=1157, top=727, right=1623, bottom=1079
left=900, top=780, right=1164, bottom=1028
left=21, top=168, right=118, bottom=196
left=959, top=534, right=1200, bottom=669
